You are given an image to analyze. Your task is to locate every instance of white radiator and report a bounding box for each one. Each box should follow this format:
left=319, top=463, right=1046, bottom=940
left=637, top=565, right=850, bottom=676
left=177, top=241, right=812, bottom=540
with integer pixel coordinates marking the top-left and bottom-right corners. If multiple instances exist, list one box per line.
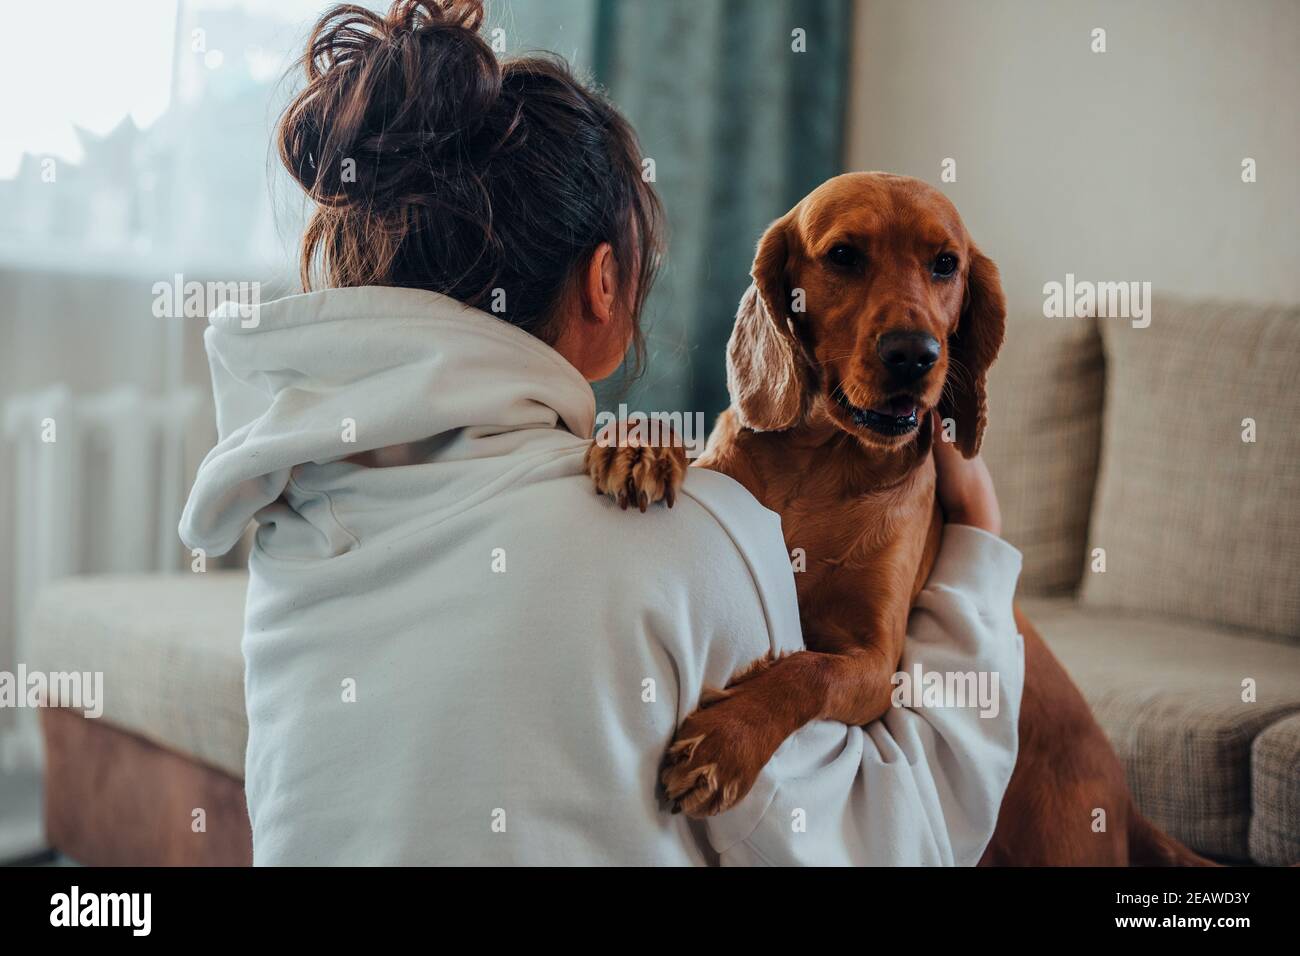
left=1, top=384, right=201, bottom=768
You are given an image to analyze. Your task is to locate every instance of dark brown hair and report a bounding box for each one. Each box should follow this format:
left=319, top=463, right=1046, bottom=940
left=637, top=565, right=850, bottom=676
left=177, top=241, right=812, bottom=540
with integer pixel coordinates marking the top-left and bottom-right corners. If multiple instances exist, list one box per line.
left=277, top=0, right=663, bottom=355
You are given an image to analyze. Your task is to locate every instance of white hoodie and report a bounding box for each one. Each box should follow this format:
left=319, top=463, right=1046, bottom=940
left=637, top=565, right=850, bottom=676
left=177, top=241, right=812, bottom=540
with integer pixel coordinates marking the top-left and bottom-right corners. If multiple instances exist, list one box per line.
left=179, top=286, right=1024, bottom=866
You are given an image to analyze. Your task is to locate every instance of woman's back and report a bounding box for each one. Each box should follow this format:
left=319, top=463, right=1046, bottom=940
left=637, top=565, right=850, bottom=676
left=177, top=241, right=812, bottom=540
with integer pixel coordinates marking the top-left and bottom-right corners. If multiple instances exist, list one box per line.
left=182, top=287, right=795, bottom=864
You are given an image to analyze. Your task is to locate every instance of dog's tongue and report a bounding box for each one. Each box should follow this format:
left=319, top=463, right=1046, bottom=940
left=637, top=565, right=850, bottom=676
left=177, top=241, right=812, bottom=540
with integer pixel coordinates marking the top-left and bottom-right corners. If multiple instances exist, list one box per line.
left=871, top=397, right=918, bottom=418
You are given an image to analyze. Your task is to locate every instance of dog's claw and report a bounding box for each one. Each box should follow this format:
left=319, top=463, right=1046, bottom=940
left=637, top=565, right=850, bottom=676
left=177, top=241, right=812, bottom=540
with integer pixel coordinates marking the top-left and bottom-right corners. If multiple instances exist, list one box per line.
left=584, top=428, right=688, bottom=513
left=660, top=689, right=780, bottom=819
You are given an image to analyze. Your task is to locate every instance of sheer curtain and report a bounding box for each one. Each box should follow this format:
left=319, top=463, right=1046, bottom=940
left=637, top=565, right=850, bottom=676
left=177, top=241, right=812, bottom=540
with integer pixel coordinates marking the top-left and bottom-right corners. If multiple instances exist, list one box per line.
left=0, top=0, right=318, bottom=804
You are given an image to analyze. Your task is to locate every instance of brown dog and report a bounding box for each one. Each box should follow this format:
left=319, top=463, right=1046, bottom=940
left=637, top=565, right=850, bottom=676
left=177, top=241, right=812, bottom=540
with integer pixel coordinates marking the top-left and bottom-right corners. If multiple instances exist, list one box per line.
left=588, top=172, right=1210, bottom=865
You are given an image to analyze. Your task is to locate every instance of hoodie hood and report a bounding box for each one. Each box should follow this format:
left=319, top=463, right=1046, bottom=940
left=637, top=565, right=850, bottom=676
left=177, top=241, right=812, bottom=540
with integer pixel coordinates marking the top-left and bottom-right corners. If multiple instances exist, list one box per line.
left=179, top=286, right=595, bottom=556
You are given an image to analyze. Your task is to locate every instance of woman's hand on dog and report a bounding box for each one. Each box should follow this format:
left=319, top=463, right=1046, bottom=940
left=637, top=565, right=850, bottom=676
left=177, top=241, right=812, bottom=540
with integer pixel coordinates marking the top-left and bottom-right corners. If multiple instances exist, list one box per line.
left=932, top=411, right=1002, bottom=535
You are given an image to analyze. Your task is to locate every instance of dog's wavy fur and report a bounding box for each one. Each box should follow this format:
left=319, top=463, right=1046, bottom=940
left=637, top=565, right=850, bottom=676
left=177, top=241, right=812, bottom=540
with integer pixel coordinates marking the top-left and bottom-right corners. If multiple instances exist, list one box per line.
left=588, top=172, right=1211, bottom=865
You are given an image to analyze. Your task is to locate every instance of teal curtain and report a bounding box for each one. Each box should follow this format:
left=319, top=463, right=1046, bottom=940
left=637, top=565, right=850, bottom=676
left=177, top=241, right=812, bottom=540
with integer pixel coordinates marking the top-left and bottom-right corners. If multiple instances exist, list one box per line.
left=494, top=0, right=851, bottom=419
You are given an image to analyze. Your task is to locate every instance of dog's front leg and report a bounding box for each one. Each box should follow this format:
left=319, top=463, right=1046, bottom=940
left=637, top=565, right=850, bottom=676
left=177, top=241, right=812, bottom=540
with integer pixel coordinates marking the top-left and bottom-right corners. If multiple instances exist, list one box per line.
left=800, top=613, right=910, bottom=727
left=661, top=644, right=899, bottom=817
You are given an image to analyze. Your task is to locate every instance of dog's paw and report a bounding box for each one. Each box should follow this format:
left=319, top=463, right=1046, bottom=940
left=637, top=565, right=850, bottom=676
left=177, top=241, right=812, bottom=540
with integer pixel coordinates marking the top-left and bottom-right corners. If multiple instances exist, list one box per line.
left=584, top=423, right=688, bottom=513
left=660, top=688, right=782, bottom=818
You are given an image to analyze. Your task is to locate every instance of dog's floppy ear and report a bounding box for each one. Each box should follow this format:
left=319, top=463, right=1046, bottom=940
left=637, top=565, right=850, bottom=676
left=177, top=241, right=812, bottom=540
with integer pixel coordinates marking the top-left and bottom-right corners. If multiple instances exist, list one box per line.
left=726, top=215, right=808, bottom=431
left=939, top=245, right=1006, bottom=458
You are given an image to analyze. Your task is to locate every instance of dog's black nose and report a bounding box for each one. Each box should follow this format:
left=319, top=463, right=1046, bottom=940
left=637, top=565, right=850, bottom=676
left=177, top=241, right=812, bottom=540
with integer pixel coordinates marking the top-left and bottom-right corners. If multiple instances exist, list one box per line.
left=877, top=331, right=940, bottom=382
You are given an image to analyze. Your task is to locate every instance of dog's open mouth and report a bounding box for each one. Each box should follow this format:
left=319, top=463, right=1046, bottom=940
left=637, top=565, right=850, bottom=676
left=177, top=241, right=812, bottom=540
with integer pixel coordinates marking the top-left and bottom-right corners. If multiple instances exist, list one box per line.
left=834, top=389, right=921, bottom=437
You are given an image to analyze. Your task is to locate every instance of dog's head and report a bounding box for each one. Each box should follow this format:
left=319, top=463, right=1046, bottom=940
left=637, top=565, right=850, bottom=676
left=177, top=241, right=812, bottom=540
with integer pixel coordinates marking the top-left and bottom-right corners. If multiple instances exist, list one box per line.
left=727, top=172, right=1005, bottom=458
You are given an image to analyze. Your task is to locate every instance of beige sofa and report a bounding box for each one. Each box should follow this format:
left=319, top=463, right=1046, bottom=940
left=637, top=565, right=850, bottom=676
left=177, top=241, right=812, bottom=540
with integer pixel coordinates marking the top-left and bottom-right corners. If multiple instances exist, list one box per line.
left=981, top=297, right=1300, bottom=864
left=31, top=295, right=1300, bottom=865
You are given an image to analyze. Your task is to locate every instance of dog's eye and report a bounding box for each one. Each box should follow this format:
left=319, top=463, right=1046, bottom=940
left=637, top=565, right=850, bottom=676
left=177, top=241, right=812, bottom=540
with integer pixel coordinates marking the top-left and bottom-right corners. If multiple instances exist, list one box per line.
left=933, top=253, right=959, bottom=278
left=826, top=244, right=860, bottom=269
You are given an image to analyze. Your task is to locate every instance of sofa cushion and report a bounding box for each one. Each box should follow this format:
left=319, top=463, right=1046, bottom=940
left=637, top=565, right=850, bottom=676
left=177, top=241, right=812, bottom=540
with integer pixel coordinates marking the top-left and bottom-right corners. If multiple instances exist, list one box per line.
left=1250, top=713, right=1300, bottom=866
left=30, top=572, right=248, bottom=779
left=1081, top=297, right=1300, bottom=640
left=1021, top=596, right=1300, bottom=862
left=982, top=317, right=1104, bottom=595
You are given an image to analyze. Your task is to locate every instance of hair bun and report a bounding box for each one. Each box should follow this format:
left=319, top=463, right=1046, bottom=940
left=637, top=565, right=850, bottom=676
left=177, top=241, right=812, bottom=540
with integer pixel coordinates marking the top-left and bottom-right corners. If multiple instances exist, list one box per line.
left=279, top=0, right=501, bottom=207
left=277, top=0, right=664, bottom=350
left=389, top=0, right=486, bottom=33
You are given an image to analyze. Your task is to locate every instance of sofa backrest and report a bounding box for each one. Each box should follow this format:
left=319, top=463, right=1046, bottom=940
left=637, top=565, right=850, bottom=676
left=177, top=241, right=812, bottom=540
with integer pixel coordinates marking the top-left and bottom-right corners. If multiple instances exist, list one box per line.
left=983, top=297, right=1300, bottom=642
left=981, top=316, right=1105, bottom=595
left=1080, top=296, right=1300, bottom=641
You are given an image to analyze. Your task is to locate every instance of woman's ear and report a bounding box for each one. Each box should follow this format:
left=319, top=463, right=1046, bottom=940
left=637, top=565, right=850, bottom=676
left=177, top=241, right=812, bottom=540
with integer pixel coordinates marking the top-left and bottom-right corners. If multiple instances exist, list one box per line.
left=726, top=216, right=808, bottom=431
left=939, top=244, right=1006, bottom=458
left=556, top=242, right=629, bottom=381
left=582, top=242, right=619, bottom=323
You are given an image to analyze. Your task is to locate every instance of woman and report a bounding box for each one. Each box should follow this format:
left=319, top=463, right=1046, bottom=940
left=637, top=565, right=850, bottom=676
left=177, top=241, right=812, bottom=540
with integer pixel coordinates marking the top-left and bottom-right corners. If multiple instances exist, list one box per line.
left=180, top=0, right=1023, bottom=865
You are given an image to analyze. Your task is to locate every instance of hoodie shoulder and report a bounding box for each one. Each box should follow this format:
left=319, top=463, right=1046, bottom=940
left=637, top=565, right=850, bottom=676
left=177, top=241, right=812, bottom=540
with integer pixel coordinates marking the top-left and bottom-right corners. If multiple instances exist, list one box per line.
left=513, top=452, right=802, bottom=662
left=676, top=468, right=802, bottom=656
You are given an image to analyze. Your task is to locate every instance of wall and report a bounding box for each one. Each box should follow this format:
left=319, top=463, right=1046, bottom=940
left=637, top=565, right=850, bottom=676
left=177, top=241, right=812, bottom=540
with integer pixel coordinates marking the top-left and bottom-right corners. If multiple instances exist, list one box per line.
left=846, top=0, right=1300, bottom=315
